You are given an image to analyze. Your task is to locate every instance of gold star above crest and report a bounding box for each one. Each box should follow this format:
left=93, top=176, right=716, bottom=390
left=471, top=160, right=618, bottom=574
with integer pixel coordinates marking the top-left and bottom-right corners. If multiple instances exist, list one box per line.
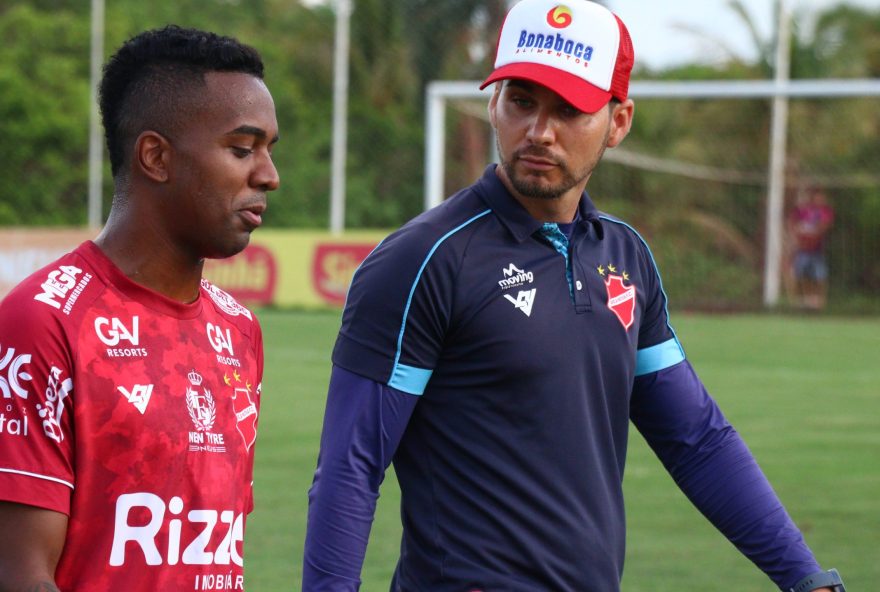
left=223, top=374, right=231, bottom=386
left=246, top=381, right=252, bottom=392
left=597, top=264, right=606, bottom=276
left=623, top=271, right=630, bottom=281
left=608, top=263, right=617, bottom=273
left=233, top=370, right=241, bottom=382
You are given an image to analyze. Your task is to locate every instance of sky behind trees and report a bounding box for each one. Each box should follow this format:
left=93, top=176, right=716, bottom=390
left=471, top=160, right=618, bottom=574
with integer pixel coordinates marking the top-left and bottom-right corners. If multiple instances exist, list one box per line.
left=607, top=0, right=880, bottom=69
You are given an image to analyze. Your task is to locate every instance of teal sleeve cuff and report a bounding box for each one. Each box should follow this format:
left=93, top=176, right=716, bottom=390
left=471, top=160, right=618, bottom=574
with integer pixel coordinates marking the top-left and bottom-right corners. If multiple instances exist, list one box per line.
left=635, top=338, right=685, bottom=376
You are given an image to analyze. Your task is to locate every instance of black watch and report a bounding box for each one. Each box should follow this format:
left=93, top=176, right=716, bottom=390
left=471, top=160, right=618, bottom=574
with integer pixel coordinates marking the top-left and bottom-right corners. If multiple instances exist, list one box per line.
left=790, top=568, right=846, bottom=592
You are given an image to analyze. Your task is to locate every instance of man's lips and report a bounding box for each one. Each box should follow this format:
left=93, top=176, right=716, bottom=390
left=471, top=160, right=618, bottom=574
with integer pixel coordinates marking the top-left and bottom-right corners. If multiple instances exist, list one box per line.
left=238, top=202, right=266, bottom=228
left=518, top=154, right=558, bottom=171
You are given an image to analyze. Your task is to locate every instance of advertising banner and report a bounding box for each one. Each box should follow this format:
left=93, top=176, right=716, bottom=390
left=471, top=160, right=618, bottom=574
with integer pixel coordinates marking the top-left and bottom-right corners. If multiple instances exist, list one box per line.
left=0, top=228, right=385, bottom=308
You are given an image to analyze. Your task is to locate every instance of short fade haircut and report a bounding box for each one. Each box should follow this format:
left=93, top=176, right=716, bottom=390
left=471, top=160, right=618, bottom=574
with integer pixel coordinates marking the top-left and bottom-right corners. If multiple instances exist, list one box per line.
left=99, top=25, right=265, bottom=176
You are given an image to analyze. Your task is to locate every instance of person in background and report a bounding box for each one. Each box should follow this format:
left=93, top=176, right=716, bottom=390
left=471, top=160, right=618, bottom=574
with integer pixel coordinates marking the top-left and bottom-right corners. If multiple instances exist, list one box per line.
left=0, top=25, right=279, bottom=591
left=790, top=185, right=834, bottom=310
left=302, top=1, right=844, bottom=591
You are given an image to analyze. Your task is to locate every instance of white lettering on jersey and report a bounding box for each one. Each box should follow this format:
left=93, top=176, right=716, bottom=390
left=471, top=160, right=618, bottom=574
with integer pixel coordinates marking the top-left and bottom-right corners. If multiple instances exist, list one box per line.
left=0, top=345, right=32, bottom=399
left=497, top=263, right=535, bottom=290
left=0, top=410, right=29, bottom=437
left=201, top=281, right=252, bottom=320
left=33, top=265, right=82, bottom=310
left=117, top=384, right=154, bottom=414
left=110, top=493, right=244, bottom=567
left=206, top=323, right=234, bottom=356
left=194, top=573, right=245, bottom=590
left=37, top=366, right=73, bottom=443
left=95, top=316, right=140, bottom=346
left=504, top=289, right=537, bottom=317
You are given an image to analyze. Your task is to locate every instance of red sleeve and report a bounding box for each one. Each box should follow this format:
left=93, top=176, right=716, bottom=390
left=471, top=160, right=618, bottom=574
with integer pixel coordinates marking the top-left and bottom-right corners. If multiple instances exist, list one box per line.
left=247, top=313, right=264, bottom=515
left=0, top=279, right=77, bottom=514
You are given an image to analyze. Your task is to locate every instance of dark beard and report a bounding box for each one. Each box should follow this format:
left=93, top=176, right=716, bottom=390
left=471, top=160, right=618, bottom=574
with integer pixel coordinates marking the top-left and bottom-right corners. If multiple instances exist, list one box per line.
left=502, top=159, right=579, bottom=200
left=501, top=155, right=583, bottom=200
left=499, top=145, right=597, bottom=201
left=495, top=120, right=611, bottom=200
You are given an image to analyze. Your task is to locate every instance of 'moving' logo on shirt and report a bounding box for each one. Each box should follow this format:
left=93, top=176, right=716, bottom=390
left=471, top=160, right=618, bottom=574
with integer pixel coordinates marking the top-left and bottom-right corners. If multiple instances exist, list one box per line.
left=497, top=264, right=537, bottom=317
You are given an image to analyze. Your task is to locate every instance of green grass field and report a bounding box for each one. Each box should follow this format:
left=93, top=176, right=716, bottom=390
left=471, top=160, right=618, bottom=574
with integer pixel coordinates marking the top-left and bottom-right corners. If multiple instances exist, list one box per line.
left=244, top=310, right=879, bottom=591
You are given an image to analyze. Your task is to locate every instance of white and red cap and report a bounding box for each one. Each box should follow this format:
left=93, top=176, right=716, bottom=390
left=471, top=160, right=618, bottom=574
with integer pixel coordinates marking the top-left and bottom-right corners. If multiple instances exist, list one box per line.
left=480, top=0, right=634, bottom=113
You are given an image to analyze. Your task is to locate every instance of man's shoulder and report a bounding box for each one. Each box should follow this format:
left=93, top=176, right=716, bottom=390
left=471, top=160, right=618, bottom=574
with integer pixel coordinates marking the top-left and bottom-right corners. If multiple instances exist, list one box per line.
left=0, top=246, right=104, bottom=328
left=596, top=211, right=649, bottom=243
left=199, top=279, right=261, bottom=335
left=387, top=188, right=493, bottom=254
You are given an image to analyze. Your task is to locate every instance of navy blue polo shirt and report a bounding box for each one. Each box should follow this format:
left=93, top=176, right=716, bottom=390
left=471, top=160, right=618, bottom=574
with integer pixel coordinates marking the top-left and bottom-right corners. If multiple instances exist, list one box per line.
left=332, top=165, right=685, bottom=590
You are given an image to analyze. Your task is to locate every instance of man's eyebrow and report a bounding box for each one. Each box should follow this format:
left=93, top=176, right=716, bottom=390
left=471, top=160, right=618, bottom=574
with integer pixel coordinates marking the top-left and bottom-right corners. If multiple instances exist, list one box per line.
left=227, top=125, right=280, bottom=144
left=505, top=79, right=534, bottom=91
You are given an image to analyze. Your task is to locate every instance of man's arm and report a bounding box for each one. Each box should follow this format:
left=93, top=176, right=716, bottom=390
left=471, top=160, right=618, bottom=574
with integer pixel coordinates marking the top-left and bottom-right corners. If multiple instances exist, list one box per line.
left=0, top=501, right=67, bottom=592
left=630, top=360, right=830, bottom=591
left=303, top=365, right=418, bottom=591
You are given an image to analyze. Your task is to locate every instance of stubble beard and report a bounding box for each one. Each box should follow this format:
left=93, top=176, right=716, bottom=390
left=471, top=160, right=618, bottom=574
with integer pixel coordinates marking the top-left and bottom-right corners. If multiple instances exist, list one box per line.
left=496, top=128, right=609, bottom=201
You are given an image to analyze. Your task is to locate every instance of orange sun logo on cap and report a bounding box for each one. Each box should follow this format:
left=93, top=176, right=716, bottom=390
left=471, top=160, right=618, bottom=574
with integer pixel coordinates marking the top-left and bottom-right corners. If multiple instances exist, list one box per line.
left=546, top=5, right=573, bottom=29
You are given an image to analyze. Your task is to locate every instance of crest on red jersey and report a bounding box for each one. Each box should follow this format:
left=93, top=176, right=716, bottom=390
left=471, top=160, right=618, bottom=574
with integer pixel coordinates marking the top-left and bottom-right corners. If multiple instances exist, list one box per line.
left=186, top=370, right=217, bottom=432
left=231, top=386, right=258, bottom=451
left=604, top=273, right=636, bottom=330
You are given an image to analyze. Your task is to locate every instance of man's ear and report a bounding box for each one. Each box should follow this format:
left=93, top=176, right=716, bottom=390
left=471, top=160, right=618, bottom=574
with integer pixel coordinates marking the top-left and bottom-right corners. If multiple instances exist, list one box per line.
left=134, top=131, right=172, bottom=183
left=606, top=99, right=634, bottom=148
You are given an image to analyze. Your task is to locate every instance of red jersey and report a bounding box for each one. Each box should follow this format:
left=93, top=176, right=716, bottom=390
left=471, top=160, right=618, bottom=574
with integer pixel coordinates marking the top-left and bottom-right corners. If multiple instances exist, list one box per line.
left=791, top=202, right=834, bottom=252
left=0, top=241, right=263, bottom=591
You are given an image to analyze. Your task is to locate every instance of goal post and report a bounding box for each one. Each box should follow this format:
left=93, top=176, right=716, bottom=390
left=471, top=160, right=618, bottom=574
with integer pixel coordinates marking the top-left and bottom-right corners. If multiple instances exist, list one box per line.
left=424, top=78, right=880, bottom=308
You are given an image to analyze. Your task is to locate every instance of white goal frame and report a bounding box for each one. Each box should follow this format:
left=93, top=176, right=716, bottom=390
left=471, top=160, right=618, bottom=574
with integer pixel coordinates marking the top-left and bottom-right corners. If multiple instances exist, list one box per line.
left=424, top=78, right=880, bottom=307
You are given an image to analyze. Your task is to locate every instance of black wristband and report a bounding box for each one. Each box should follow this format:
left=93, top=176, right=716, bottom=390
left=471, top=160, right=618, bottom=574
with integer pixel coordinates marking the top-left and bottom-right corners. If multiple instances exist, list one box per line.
left=790, top=568, right=846, bottom=592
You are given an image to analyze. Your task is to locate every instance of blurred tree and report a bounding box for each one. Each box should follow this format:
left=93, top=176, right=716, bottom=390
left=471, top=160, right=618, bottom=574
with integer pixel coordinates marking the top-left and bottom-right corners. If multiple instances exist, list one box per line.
left=0, top=4, right=90, bottom=224
left=0, top=0, right=876, bottom=307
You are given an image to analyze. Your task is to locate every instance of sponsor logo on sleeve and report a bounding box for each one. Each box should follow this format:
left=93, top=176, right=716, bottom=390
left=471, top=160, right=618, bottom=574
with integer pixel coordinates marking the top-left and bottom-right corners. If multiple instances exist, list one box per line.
left=201, top=280, right=252, bottom=320
left=0, top=404, right=30, bottom=438
left=0, top=345, right=32, bottom=399
left=38, top=366, right=72, bottom=443
left=33, top=265, right=92, bottom=315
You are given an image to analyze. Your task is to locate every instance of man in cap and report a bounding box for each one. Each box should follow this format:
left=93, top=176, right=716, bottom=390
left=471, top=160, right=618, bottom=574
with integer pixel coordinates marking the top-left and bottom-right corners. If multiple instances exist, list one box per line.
left=302, top=1, right=843, bottom=590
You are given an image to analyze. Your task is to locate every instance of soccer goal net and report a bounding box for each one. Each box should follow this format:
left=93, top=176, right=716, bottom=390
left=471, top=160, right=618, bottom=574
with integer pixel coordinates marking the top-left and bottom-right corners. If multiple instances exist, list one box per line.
left=425, top=79, right=880, bottom=312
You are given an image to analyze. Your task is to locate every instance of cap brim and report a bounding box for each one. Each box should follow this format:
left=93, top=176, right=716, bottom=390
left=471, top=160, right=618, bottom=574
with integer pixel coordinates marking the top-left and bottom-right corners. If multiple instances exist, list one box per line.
left=480, top=62, right=612, bottom=114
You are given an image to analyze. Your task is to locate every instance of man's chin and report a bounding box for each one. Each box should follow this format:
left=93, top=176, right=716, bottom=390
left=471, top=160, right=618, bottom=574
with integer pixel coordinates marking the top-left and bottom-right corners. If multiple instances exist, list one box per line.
left=511, top=178, right=565, bottom=201
left=204, top=236, right=251, bottom=261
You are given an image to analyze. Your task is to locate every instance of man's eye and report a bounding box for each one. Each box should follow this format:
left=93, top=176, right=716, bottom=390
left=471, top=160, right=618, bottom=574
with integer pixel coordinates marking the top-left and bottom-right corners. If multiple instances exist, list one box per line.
left=232, top=147, right=253, bottom=158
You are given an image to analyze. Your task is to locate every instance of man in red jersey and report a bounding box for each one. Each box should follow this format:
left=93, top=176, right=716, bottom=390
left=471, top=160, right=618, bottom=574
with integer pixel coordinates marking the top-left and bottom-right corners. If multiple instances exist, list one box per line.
left=0, top=25, right=279, bottom=591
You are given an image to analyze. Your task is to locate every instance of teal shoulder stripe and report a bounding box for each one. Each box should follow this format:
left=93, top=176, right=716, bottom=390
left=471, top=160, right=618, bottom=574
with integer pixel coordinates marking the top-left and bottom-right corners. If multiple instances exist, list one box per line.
left=389, top=364, right=433, bottom=395
left=390, top=209, right=493, bottom=390
left=636, top=339, right=685, bottom=376
left=598, top=215, right=687, bottom=369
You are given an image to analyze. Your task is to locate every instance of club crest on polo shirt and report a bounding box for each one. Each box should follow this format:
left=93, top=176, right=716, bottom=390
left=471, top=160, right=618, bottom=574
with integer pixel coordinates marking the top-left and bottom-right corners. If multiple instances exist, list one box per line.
left=598, top=263, right=635, bottom=330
